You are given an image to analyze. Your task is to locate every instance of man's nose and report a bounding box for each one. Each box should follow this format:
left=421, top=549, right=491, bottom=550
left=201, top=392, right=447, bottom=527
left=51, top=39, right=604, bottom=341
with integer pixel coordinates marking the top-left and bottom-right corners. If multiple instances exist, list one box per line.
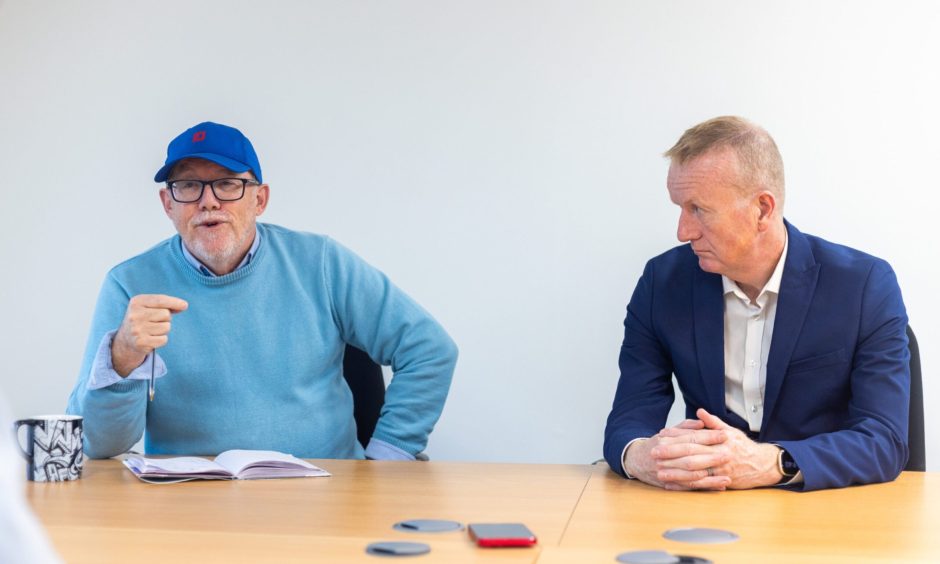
left=677, top=211, right=699, bottom=242
left=198, top=185, right=222, bottom=210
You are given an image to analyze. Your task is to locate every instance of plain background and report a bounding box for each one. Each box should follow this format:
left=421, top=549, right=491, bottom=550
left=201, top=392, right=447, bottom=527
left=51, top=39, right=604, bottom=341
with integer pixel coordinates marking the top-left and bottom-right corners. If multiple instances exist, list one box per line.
left=0, top=1, right=935, bottom=470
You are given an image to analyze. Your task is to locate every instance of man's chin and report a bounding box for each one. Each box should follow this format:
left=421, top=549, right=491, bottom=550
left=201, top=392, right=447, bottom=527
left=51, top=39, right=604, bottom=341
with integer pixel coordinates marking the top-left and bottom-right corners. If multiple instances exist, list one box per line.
left=187, top=239, right=238, bottom=265
left=697, top=257, right=721, bottom=274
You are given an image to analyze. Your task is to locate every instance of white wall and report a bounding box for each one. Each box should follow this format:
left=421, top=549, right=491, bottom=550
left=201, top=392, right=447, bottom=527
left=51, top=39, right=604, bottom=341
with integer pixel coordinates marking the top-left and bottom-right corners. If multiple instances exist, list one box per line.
left=0, top=0, right=936, bottom=469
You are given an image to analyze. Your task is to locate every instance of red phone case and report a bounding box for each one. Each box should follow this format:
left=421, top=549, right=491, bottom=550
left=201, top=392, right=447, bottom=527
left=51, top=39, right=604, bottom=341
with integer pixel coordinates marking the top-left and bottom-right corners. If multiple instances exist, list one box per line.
left=475, top=537, right=537, bottom=547
left=469, top=524, right=537, bottom=547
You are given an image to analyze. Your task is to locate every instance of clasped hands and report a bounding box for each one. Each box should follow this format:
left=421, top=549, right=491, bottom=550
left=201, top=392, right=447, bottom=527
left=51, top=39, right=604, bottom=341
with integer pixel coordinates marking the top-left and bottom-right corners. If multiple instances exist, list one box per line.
left=625, top=408, right=782, bottom=491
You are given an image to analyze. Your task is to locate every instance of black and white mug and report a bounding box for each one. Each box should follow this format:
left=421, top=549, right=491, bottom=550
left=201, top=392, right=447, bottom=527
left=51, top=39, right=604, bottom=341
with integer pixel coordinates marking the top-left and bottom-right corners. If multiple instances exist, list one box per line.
left=13, top=415, right=84, bottom=482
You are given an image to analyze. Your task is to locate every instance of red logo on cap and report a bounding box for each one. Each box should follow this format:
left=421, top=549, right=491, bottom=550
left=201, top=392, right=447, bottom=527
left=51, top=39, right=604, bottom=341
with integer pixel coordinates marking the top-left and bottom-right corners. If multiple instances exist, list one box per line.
left=192, top=131, right=206, bottom=142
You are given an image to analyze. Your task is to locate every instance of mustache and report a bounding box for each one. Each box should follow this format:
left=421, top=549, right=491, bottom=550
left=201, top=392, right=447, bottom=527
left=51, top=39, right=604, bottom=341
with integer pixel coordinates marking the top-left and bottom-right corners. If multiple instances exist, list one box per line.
left=190, top=212, right=232, bottom=227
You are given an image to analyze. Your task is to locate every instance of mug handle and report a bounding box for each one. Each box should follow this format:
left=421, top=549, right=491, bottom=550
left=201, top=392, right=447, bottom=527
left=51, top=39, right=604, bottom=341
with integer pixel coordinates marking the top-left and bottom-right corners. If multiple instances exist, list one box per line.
left=12, top=419, right=34, bottom=461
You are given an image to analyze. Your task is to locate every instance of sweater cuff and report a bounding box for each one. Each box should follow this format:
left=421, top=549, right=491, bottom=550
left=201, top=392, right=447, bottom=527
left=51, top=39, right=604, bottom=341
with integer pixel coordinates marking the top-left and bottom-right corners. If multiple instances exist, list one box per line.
left=88, top=331, right=167, bottom=390
left=365, top=438, right=416, bottom=461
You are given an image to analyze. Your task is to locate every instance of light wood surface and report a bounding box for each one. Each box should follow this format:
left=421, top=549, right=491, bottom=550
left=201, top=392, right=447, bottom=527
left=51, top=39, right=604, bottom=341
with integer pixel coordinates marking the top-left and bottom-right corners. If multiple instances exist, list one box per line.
left=559, top=464, right=940, bottom=563
left=40, top=528, right=535, bottom=564
left=27, top=459, right=587, bottom=562
left=26, top=459, right=938, bottom=562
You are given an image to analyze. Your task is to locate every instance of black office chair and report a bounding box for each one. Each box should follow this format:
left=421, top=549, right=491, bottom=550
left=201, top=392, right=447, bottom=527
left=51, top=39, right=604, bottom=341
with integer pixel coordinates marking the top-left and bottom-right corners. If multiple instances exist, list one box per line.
left=905, top=325, right=926, bottom=472
left=342, top=345, right=386, bottom=449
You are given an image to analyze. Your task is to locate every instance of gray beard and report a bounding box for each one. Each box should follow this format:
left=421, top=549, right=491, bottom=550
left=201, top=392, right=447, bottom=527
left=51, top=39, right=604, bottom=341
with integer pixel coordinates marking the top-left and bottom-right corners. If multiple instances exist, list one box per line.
left=187, top=231, right=251, bottom=274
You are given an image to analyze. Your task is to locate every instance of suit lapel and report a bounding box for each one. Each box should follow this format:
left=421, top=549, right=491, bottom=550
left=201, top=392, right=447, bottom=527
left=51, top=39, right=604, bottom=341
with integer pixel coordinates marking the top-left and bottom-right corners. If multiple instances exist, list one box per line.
left=760, top=221, right=820, bottom=435
left=693, top=266, right=727, bottom=415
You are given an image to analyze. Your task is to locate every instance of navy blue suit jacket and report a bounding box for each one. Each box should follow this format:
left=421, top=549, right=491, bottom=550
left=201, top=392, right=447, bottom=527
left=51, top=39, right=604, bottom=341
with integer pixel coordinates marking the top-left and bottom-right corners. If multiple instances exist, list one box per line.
left=604, top=222, right=910, bottom=491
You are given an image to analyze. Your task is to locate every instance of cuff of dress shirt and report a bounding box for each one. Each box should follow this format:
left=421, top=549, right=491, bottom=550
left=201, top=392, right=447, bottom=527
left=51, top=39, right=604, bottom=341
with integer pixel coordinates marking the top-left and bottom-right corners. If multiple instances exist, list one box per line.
left=364, top=438, right=416, bottom=461
left=770, top=443, right=804, bottom=486
left=780, top=470, right=804, bottom=486
left=621, top=437, right=648, bottom=479
left=88, top=330, right=167, bottom=390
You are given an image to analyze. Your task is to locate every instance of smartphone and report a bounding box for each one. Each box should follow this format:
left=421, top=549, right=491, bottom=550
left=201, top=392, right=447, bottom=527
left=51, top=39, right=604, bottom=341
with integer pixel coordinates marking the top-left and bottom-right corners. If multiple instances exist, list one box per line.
left=468, top=523, right=537, bottom=547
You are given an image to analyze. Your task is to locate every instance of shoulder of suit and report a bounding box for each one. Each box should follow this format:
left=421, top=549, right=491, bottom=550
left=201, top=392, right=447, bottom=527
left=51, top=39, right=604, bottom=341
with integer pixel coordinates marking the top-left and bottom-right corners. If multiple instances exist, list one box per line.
left=801, top=231, right=887, bottom=271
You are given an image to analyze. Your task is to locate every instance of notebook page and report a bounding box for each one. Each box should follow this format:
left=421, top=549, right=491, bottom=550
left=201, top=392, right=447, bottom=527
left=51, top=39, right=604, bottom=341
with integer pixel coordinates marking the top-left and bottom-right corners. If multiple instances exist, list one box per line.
left=123, top=455, right=229, bottom=476
left=213, top=449, right=328, bottom=478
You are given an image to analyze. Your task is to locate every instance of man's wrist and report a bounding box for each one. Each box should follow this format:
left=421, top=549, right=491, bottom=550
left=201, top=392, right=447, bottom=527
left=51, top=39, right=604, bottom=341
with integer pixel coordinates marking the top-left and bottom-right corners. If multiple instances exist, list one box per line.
left=622, top=438, right=648, bottom=479
left=754, top=443, right=785, bottom=486
left=110, top=334, right=146, bottom=377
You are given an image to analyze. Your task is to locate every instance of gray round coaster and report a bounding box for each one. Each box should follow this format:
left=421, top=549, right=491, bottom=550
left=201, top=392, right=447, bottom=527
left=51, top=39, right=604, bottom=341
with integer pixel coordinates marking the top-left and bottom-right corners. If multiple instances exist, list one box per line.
left=393, top=519, right=463, bottom=533
left=365, top=541, right=431, bottom=557
left=663, top=527, right=739, bottom=544
left=615, top=549, right=680, bottom=563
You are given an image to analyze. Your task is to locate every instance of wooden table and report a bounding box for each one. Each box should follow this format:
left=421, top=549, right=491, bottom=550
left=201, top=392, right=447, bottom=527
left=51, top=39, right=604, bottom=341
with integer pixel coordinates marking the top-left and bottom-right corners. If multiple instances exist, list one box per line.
left=27, top=459, right=589, bottom=563
left=27, top=460, right=939, bottom=563
left=549, top=464, right=940, bottom=563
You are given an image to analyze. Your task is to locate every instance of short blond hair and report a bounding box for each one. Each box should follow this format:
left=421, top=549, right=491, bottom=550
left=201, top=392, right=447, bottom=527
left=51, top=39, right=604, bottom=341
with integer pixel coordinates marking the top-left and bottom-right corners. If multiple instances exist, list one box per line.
left=664, top=116, right=785, bottom=203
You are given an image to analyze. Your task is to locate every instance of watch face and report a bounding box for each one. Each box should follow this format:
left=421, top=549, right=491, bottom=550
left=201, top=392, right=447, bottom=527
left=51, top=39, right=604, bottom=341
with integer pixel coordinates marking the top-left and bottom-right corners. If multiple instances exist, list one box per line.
left=781, top=450, right=799, bottom=476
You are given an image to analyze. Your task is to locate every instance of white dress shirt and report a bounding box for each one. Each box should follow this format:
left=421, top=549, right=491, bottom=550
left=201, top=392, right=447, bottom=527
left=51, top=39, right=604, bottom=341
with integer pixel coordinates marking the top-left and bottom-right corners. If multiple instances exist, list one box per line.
left=722, top=233, right=789, bottom=432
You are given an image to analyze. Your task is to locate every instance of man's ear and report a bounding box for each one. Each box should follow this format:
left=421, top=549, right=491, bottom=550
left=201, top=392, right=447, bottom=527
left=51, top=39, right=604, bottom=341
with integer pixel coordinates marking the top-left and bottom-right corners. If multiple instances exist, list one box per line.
left=755, top=191, right=777, bottom=231
left=254, top=183, right=270, bottom=216
left=159, top=188, right=173, bottom=216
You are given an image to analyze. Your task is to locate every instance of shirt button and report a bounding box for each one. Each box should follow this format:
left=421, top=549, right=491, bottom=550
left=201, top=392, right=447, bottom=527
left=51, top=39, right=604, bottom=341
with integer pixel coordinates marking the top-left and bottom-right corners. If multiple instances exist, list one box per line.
left=749, top=360, right=757, bottom=367
left=750, top=405, right=759, bottom=413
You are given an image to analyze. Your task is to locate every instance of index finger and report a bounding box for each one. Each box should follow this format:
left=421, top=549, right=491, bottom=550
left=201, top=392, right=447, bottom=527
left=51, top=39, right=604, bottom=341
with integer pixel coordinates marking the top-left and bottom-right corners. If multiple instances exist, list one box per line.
left=657, top=428, right=727, bottom=446
left=673, top=418, right=706, bottom=430
left=133, top=294, right=189, bottom=313
left=651, top=441, right=729, bottom=463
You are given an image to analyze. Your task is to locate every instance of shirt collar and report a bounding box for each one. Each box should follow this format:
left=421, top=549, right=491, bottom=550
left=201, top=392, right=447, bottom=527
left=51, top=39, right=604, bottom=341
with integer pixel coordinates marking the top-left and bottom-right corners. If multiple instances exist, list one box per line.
left=180, top=226, right=261, bottom=277
left=722, top=230, right=789, bottom=301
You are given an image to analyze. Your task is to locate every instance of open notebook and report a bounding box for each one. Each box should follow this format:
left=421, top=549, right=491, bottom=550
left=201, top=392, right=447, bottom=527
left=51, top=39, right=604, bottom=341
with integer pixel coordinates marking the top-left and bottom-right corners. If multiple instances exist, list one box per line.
left=123, top=449, right=331, bottom=484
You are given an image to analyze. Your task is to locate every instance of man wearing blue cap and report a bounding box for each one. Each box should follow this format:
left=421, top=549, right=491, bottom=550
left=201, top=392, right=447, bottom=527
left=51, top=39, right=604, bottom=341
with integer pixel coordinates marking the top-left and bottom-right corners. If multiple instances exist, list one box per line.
left=67, top=122, right=458, bottom=461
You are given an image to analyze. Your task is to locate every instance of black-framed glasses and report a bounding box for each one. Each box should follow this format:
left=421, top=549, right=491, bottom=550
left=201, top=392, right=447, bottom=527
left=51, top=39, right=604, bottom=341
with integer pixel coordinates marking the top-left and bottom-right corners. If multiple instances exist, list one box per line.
left=166, top=178, right=259, bottom=203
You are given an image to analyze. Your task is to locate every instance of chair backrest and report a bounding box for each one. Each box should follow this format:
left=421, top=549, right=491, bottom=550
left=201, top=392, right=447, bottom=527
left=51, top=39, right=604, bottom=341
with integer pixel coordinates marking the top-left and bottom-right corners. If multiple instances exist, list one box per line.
left=906, top=325, right=926, bottom=472
left=342, top=345, right=386, bottom=449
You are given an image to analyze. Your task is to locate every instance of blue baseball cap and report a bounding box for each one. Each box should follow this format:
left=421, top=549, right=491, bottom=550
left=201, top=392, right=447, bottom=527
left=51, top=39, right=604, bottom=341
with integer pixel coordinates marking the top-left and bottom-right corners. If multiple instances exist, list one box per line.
left=154, top=121, right=263, bottom=183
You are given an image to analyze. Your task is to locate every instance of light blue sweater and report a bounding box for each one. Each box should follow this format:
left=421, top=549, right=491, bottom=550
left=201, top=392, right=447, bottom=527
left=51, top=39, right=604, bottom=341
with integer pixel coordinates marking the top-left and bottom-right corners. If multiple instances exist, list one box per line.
left=67, top=223, right=457, bottom=460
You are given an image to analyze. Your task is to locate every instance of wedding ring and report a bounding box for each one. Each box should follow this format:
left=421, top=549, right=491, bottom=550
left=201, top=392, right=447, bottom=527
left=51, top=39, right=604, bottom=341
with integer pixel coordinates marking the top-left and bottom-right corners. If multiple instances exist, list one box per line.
left=707, top=467, right=715, bottom=477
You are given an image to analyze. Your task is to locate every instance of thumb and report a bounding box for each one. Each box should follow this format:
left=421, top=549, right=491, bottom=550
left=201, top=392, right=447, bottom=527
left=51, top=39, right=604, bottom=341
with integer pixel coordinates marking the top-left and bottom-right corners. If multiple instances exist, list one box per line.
left=696, top=408, right=731, bottom=430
